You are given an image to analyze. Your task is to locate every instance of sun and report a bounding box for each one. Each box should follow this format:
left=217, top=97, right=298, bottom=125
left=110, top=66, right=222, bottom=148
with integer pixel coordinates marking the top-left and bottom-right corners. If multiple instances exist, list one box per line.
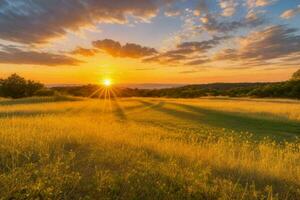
left=103, top=79, right=112, bottom=87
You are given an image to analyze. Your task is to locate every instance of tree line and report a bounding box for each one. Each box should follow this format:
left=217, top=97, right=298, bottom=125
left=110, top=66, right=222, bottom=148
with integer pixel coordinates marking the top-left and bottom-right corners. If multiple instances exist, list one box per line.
left=1, top=69, right=300, bottom=99
left=53, top=69, right=300, bottom=99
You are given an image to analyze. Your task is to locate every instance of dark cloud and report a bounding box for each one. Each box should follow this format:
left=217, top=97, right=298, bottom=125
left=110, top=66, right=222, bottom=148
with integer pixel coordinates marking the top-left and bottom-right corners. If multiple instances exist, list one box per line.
left=0, top=45, right=81, bottom=66
left=199, top=13, right=265, bottom=34
left=178, top=36, right=229, bottom=51
left=144, top=36, right=227, bottom=65
left=214, top=25, right=300, bottom=64
left=0, top=0, right=174, bottom=44
left=92, top=39, right=157, bottom=58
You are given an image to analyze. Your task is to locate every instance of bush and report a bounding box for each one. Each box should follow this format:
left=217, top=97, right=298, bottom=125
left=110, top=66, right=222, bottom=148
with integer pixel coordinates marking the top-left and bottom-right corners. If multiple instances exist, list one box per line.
left=34, top=89, right=56, bottom=96
left=0, top=74, right=44, bottom=98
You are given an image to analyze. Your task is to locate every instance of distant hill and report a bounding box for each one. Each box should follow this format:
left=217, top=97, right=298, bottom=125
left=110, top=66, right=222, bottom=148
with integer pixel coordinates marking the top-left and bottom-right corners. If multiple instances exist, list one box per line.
left=180, top=82, right=271, bottom=90
left=52, top=81, right=300, bottom=99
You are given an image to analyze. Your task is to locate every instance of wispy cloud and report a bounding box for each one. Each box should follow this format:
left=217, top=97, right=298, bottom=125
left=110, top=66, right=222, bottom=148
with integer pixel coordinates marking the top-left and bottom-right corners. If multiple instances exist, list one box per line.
left=214, top=25, right=300, bottom=66
left=0, top=45, right=81, bottom=66
left=281, top=5, right=300, bottom=19
left=144, top=36, right=228, bottom=65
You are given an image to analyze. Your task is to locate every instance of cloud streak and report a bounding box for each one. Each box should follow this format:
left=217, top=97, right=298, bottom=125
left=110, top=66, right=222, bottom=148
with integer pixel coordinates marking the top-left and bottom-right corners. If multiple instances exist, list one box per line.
left=0, top=0, right=173, bottom=44
left=144, top=36, right=228, bottom=65
left=281, top=5, right=300, bottom=19
left=214, top=25, right=300, bottom=65
left=71, top=47, right=97, bottom=57
left=0, top=45, right=81, bottom=66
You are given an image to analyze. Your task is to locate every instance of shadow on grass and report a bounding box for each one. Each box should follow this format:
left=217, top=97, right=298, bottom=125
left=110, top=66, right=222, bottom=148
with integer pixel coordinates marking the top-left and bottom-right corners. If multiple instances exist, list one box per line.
left=68, top=138, right=299, bottom=199
left=0, top=96, right=81, bottom=106
left=139, top=100, right=300, bottom=140
left=111, top=100, right=167, bottom=122
left=111, top=100, right=127, bottom=121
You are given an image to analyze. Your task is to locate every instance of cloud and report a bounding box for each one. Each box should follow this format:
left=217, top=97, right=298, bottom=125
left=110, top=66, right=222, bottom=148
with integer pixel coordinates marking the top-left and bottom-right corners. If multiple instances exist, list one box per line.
left=164, top=6, right=181, bottom=17
left=193, top=0, right=209, bottom=16
left=144, top=36, right=227, bottom=65
left=0, top=0, right=174, bottom=44
left=178, top=36, right=229, bottom=51
left=0, top=45, right=81, bottom=66
left=247, top=0, right=276, bottom=8
left=177, top=0, right=265, bottom=37
left=280, top=5, right=300, bottom=19
left=199, top=12, right=264, bottom=33
left=214, top=25, right=300, bottom=65
left=219, top=0, right=238, bottom=17
left=92, top=39, right=157, bottom=58
left=185, top=59, right=210, bottom=66
left=71, top=47, right=98, bottom=57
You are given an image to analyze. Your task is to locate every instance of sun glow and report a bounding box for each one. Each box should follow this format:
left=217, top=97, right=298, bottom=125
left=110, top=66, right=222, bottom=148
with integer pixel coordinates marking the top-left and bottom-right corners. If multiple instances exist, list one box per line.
left=103, top=79, right=112, bottom=87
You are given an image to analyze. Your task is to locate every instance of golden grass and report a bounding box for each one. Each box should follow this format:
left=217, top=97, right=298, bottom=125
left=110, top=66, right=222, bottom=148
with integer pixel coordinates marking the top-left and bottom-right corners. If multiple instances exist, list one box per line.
left=166, top=97, right=300, bottom=121
left=0, top=97, right=299, bottom=199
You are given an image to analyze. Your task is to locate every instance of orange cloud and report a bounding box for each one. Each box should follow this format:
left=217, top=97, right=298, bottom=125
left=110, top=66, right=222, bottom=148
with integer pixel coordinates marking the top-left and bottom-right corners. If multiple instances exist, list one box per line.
left=281, top=5, right=300, bottom=19
left=71, top=47, right=98, bottom=57
left=92, top=39, right=158, bottom=58
left=247, top=0, right=276, bottom=8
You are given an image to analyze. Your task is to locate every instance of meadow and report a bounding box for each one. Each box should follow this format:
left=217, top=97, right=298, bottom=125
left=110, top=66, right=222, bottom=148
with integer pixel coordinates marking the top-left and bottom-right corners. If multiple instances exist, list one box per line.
left=0, top=96, right=299, bottom=199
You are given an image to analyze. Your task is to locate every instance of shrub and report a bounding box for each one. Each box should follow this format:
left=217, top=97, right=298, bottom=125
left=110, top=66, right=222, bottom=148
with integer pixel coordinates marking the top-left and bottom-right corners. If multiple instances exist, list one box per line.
left=0, top=74, right=44, bottom=98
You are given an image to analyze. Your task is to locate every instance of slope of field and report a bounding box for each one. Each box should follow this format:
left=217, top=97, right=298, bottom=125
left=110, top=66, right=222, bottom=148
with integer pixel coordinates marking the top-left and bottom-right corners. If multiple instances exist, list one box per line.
left=0, top=97, right=299, bottom=199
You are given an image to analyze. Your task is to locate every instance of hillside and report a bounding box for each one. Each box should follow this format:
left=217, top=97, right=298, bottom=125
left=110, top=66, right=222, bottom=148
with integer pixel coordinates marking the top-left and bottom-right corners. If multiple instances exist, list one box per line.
left=53, top=80, right=300, bottom=99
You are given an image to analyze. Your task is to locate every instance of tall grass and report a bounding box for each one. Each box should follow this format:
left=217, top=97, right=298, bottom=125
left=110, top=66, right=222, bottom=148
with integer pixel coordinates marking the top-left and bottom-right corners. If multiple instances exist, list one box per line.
left=174, top=98, right=300, bottom=121
left=0, top=98, right=299, bottom=199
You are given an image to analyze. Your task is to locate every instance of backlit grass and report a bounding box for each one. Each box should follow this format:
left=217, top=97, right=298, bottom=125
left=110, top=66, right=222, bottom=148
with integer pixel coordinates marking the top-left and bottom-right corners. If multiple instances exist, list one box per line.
left=0, top=97, right=299, bottom=199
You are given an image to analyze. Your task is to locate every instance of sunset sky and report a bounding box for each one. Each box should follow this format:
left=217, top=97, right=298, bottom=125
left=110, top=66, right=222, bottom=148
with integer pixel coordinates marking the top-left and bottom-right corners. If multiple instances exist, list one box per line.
left=0, top=0, right=299, bottom=85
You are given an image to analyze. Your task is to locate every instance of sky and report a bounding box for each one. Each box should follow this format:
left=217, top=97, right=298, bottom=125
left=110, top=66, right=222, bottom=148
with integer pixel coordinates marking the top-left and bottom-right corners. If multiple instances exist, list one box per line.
left=0, top=0, right=300, bottom=85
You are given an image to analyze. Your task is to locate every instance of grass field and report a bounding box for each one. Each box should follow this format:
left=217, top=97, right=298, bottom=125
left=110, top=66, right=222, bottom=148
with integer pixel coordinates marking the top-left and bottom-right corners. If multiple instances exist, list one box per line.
left=0, top=96, right=300, bottom=199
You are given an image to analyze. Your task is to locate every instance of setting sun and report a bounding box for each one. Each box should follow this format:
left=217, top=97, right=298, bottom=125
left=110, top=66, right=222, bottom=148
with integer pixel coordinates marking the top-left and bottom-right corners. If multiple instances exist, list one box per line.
left=103, top=79, right=112, bottom=87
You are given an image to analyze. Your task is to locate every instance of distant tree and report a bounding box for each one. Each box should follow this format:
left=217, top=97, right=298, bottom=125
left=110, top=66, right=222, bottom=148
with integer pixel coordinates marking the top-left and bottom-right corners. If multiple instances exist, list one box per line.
left=0, top=74, right=45, bottom=98
left=1, top=74, right=27, bottom=98
left=0, top=78, right=3, bottom=96
left=26, top=80, right=44, bottom=96
left=291, top=69, right=300, bottom=80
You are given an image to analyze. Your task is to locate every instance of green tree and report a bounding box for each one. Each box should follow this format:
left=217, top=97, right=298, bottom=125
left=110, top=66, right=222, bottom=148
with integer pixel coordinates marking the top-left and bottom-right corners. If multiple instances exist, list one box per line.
left=0, top=78, right=3, bottom=96
left=26, top=80, right=44, bottom=96
left=1, top=74, right=27, bottom=98
left=0, top=74, right=45, bottom=98
left=291, top=69, right=300, bottom=80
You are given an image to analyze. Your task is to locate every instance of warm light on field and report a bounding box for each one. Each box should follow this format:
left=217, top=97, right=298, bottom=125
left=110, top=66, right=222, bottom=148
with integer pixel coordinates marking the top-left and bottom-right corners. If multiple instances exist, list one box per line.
left=0, top=97, right=299, bottom=199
